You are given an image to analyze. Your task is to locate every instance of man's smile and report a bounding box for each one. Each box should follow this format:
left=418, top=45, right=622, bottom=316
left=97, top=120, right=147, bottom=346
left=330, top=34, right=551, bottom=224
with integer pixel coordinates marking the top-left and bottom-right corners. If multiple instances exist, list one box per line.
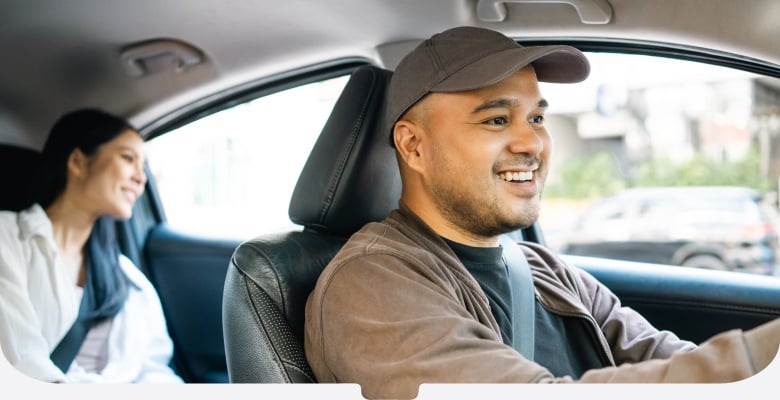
left=498, top=170, right=534, bottom=182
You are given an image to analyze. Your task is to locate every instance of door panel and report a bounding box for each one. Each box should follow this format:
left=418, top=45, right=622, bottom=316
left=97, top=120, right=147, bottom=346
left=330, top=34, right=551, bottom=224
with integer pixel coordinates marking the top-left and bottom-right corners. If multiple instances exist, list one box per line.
left=143, top=224, right=240, bottom=383
left=570, top=255, right=780, bottom=344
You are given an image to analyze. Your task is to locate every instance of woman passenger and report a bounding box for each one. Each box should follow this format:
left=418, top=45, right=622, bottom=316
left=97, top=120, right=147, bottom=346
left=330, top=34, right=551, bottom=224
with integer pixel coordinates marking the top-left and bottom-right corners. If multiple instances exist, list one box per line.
left=0, top=108, right=182, bottom=383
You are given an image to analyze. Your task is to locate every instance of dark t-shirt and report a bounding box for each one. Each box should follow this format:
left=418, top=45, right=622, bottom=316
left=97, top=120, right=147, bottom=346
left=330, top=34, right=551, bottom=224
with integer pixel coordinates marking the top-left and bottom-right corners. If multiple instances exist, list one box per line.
left=443, top=238, right=606, bottom=378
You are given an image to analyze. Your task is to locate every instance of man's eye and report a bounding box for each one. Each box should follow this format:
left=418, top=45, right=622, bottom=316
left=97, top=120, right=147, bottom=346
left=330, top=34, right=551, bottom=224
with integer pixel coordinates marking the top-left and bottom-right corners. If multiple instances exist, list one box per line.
left=530, top=115, right=545, bottom=124
left=484, top=116, right=508, bottom=125
left=121, top=154, right=134, bottom=163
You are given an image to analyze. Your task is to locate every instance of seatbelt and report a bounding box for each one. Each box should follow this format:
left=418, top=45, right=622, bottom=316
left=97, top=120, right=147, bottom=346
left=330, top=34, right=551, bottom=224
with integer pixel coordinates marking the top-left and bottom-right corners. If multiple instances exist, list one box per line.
left=499, top=235, right=535, bottom=361
left=50, top=317, right=93, bottom=373
left=50, top=286, right=98, bottom=373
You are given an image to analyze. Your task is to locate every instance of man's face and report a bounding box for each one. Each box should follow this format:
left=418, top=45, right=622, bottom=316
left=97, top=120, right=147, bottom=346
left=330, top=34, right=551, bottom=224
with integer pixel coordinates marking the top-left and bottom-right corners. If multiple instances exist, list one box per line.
left=413, top=65, right=551, bottom=239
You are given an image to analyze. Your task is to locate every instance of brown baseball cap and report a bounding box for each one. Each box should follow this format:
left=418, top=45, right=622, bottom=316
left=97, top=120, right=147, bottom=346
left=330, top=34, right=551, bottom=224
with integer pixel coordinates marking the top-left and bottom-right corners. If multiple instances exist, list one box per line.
left=386, top=26, right=590, bottom=145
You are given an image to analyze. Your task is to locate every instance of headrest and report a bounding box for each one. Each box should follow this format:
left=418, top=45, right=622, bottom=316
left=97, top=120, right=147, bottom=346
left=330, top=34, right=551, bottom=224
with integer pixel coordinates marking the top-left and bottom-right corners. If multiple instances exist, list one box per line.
left=0, top=144, right=41, bottom=211
left=288, top=65, right=401, bottom=236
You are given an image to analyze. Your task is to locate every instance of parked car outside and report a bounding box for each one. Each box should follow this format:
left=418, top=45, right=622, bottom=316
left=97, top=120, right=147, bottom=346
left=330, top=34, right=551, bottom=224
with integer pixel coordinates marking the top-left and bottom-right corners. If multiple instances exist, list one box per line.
left=556, top=186, right=780, bottom=275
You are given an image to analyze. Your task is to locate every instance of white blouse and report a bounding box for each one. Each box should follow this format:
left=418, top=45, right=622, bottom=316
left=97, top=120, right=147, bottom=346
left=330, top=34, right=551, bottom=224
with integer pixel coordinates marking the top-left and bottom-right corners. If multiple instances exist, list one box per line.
left=0, top=204, right=182, bottom=383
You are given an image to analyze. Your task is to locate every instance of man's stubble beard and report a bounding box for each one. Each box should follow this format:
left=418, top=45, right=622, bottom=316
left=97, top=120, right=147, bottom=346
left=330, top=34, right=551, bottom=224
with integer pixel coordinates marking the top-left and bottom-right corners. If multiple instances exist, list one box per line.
left=432, top=178, right=543, bottom=239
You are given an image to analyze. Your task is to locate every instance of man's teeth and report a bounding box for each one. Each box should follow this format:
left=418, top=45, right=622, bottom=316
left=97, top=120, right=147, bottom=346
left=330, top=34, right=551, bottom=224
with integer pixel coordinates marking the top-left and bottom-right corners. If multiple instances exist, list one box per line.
left=500, top=171, right=533, bottom=182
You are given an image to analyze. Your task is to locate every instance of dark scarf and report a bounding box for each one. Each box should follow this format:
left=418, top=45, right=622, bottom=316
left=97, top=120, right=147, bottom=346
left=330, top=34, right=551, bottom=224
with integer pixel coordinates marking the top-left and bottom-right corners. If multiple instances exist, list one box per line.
left=79, top=217, right=130, bottom=323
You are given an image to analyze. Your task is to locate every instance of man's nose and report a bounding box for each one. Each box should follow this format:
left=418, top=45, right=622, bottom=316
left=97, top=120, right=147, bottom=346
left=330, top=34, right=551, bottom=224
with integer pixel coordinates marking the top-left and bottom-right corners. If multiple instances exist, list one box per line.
left=507, top=121, right=544, bottom=156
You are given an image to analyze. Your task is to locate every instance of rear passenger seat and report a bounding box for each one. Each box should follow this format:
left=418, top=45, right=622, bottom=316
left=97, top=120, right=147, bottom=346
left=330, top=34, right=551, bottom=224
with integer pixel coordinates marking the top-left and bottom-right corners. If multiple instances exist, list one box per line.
left=0, top=144, right=40, bottom=211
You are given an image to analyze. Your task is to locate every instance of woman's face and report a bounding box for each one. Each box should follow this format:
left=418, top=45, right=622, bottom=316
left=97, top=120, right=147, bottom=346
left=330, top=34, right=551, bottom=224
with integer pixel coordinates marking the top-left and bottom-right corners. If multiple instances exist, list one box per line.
left=72, top=129, right=147, bottom=220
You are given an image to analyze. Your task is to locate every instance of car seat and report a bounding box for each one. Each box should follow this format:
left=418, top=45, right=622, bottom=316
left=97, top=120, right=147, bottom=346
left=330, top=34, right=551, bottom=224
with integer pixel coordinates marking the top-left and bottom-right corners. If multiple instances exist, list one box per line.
left=221, top=64, right=399, bottom=382
left=0, top=144, right=41, bottom=211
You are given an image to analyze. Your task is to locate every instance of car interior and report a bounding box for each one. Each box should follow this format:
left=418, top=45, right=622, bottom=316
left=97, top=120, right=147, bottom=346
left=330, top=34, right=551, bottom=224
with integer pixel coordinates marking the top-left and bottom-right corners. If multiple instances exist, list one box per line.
left=2, top=0, right=780, bottom=394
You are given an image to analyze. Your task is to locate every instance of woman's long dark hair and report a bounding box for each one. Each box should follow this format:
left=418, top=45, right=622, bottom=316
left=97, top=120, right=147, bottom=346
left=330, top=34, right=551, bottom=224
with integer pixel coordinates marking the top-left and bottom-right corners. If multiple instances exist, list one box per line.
left=35, top=108, right=137, bottom=323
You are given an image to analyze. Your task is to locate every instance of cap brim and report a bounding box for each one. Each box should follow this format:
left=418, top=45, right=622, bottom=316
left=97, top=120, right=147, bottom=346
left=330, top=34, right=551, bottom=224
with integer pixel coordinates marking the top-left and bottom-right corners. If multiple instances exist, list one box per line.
left=432, top=45, right=590, bottom=92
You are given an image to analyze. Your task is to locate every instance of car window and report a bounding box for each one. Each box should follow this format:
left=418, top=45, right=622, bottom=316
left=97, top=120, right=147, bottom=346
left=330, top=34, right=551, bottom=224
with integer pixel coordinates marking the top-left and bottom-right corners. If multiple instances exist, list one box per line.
left=539, top=52, right=780, bottom=277
left=145, top=74, right=350, bottom=240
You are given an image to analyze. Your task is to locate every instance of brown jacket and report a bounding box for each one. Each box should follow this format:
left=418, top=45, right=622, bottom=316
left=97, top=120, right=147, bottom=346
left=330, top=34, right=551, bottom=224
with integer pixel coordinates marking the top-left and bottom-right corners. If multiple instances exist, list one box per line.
left=304, top=204, right=780, bottom=399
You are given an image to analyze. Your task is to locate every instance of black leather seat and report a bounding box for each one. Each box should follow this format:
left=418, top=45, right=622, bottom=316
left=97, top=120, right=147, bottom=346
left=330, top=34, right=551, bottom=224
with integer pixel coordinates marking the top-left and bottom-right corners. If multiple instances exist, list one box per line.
left=221, top=65, right=400, bottom=383
left=0, top=144, right=41, bottom=211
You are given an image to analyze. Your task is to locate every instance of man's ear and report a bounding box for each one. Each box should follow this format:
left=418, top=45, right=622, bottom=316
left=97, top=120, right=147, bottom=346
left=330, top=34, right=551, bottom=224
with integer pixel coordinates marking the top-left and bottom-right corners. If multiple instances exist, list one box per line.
left=393, top=119, right=425, bottom=175
left=66, top=148, right=88, bottom=179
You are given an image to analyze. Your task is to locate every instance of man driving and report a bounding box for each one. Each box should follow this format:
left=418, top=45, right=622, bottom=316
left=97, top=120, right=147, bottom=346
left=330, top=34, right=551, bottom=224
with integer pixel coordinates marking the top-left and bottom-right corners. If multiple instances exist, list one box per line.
left=304, top=26, right=780, bottom=399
